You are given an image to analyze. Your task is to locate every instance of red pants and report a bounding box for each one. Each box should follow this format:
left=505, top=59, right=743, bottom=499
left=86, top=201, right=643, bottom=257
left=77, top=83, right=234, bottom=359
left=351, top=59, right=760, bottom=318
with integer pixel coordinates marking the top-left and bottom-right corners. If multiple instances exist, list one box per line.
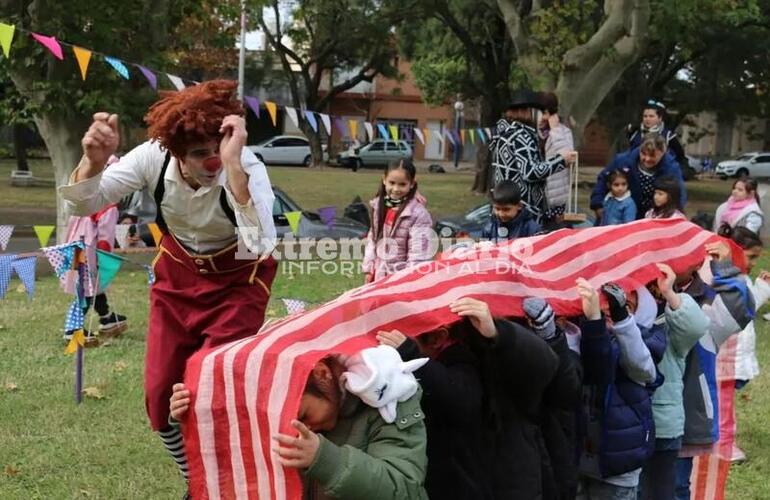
left=144, top=235, right=277, bottom=430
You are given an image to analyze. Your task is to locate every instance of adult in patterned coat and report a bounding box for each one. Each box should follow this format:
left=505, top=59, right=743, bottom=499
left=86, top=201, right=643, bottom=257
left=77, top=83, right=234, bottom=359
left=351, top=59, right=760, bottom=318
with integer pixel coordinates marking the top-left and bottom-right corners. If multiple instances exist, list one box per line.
left=489, top=89, right=577, bottom=223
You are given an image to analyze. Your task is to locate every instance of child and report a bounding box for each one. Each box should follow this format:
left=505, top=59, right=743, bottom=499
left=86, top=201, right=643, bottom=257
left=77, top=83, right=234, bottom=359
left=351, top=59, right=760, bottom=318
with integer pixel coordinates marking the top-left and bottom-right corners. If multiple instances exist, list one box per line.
left=171, top=349, right=430, bottom=500
left=601, top=169, right=637, bottom=225
left=576, top=279, right=665, bottom=499
left=522, top=297, right=583, bottom=500
left=713, top=177, right=764, bottom=235
left=481, top=180, right=541, bottom=242
left=638, top=264, right=710, bottom=500
left=377, top=325, right=491, bottom=500
left=362, top=159, right=433, bottom=282
left=63, top=155, right=128, bottom=344
left=645, top=175, right=685, bottom=219
left=448, top=296, right=560, bottom=499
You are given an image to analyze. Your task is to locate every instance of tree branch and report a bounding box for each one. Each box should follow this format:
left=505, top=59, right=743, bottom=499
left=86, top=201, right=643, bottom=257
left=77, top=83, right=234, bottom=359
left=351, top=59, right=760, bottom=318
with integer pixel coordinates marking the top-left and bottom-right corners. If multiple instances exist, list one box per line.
left=496, top=0, right=529, bottom=57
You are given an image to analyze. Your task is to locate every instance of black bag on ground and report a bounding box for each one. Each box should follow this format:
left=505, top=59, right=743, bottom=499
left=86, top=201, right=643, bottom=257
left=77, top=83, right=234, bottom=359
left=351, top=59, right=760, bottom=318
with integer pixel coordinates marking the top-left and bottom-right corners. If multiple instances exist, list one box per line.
left=344, top=196, right=371, bottom=229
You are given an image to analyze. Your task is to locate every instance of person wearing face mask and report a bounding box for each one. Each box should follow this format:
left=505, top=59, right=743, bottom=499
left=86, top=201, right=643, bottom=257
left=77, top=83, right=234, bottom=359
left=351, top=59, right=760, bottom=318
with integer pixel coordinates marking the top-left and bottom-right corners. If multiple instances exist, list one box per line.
left=626, top=99, right=686, bottom=171
left=59, top=80, right=277, bottom=495
left=590, top=133, right=686, bottom=221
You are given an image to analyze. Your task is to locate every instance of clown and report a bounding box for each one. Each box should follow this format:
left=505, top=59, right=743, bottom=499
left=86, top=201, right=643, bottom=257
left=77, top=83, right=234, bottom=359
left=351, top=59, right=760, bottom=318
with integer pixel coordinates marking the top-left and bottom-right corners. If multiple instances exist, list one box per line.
left=60, top=80, right=277, bottom=489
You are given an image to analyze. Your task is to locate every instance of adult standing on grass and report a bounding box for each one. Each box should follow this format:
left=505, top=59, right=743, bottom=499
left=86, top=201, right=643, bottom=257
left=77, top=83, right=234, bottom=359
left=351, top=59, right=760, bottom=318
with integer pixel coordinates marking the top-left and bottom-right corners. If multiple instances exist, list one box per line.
left=59, top=80, right=278, bottom=495
left=489, top=89, right=577, bottom=224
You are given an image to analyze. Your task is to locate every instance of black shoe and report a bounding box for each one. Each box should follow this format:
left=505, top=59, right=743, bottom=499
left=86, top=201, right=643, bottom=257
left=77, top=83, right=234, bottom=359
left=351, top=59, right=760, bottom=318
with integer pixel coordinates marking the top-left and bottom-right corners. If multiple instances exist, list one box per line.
left=99, top=313, right=128, bottom=337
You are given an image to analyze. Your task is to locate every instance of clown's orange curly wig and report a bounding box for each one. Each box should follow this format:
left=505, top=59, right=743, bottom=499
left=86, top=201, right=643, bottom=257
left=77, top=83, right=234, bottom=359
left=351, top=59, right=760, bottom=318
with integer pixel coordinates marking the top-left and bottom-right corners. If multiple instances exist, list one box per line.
left=144, top=80, right=244, bottom=157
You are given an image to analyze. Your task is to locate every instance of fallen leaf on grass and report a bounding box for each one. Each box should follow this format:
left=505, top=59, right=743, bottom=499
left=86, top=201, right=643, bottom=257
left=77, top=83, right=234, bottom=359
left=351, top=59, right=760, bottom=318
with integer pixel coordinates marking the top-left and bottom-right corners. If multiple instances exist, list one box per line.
left=82, top=387, right=105, bottom=400
left=740, top=392, right=752, bottom=402
left=113, top=361, right=128, bottom=372
left=15, top=284, right=25, bottom=293
left=3, top=465, right=19, bottom=476
left=3, top=382, right=18, bottom=392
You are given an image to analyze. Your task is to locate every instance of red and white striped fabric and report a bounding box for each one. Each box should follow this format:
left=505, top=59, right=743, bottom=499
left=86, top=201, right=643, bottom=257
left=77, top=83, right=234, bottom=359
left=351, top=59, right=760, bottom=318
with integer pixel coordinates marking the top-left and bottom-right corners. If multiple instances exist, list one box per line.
left=182, top=219, right=722, bottom=500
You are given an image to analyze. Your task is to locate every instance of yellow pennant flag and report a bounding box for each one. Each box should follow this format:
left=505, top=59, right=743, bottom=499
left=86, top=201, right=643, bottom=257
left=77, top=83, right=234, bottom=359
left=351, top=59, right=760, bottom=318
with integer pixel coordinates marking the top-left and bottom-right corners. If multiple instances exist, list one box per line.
left=348, top=120, right=359, bottom=140
left=265, top=101, right=278, bottom=127
left=460, top=130, right=466, bottom=145
left=147, top=223, right=163, bottom=247
left=423, top=128, right=431, bottom=144
left=285, top=211, right=302, bottom=235
left=64, top=329, right=85, bottom=355
left=0, top=22, right=14, bottom=57
left=33, top=225, right=55, bottom=247
left=469, top=129, right=476, bottom=144
left=388, top=125, right=399, bottom=141
left=72, top=46, right=92, bottom=81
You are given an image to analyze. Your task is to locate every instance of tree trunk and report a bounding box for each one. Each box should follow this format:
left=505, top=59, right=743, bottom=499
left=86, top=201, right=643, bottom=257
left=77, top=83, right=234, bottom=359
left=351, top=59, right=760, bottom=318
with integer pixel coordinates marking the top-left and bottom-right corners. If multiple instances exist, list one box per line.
left=300, top=120, right=325, bottom=169
left=34, top=111, right=89, bottom=243
left=472, top=96, right=502, bottom=194
left=12, top=123, right=29, bottom=172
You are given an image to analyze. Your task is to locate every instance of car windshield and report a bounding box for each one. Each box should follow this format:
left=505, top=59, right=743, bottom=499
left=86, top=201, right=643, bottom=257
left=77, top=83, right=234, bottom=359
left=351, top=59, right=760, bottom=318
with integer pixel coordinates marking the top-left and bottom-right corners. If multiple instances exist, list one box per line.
left=465, top=203, right=491, bottom=222
left=736, top=154, right=753, bottom=161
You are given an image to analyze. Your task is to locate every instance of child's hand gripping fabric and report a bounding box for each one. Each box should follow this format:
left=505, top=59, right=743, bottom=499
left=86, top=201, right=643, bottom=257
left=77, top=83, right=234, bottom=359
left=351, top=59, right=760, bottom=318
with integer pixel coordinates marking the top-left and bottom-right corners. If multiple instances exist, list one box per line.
left=449, top=297, right=498, bottom=338
left=342, top=345, right=428, bottom=424
left=576, top=278, right=601, bottom=320
left=656, top=263, right=681, bottom=310
left=169, top=383, right=191, bottom=421
left=273, top=420, right=321, bottom=469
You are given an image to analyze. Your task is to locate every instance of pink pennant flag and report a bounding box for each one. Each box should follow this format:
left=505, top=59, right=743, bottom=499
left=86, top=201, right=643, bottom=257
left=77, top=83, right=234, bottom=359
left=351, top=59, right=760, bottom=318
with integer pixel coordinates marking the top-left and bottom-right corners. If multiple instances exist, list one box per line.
left=167, top=74, right=185, bottom=91
left=31, top=32, right=63, bottom=60
left=245, top=96, right=260, bottom=119
left=413, top=128, right=425, bottom=145
left=364, top=122, right=374, bottom=142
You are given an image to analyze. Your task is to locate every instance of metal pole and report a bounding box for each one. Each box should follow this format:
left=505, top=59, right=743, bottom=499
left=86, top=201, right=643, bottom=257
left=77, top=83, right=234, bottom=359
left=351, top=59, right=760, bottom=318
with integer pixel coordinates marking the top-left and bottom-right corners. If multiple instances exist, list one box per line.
left=237, top=0, right=247, bottom=101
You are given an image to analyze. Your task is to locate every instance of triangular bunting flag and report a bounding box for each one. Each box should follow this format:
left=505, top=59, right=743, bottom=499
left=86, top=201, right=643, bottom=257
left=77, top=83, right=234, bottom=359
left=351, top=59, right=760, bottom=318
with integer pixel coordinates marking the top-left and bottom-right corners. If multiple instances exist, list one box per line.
left=0, top=23, right=15, bottom=57
left=348, top=120, right=359, bottom=140
left=64, top=298, right=84, bottom=336
left=104, top=56, right=129, bottom=79
left=0, top=225, right=13, bottom=251
left=317, top=206, right=336, bottom=229
left=114, top=224, right=130, bottom=250
left=167, top=74, right=185, bottom=91
left=388, top=125, right=399, bottom=142
left=285, top=107, right=300, bottom=128
left=11, top=256, right=36, bottom=298
left=31, top=32, right=63, bottom=60
left=0, top=254, right=14, bottom=299
left=281, top=298, right=307, bottom=315
left=147, top=223, right=163, bottom=246
left=33, top=225, right=55, bottom=247
left=244, top=96, right=261, bottom=119
left=377, top=124, right=390, bottom=140
left=423, top=128, right=431, bottom=144
left=413, top=128, right=425, bottom=145
left=72, top=47, right=91, bottom=80
left=460, top=129, right=466, bottom=145
left=145, top=265, right=155, bottom=286
left=334, top=118, right=347, bottom=136
left=96, top=249, right=123, bottom=291
left=319, top=114, right=332, bottom=136
left=64, top=329, right=85, bottom=355
left=42, top=243, right=76, bottom=278
left=403, top=127, right=413, bottom=142
left=285, top=211, right=302, bottom=235
left=137, top=65, right=157, bottom=90
left=364, top=122, right=374, bottom=142
left=265, top=101, right=278, bottom=127
left=469, top=129, right=476, bottom=144
left=304, top=110, right=318, bottom=133
left=478, top=128, right=487, bottom=144
left=486, top=127, right=493, bottom=139
left=445, top=130, right=456, bottom=146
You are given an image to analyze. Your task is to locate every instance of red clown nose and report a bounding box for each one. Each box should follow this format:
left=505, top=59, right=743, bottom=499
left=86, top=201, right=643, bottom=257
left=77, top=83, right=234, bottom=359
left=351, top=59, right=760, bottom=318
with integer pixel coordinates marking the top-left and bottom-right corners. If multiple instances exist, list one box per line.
left=203, top=156, right=222, bottom=172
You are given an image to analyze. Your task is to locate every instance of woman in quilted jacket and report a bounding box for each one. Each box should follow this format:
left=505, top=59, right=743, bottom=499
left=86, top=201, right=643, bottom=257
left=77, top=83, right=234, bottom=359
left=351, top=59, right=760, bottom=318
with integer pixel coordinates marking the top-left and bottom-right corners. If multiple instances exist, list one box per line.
left=363, top=159, right=433, bottom=282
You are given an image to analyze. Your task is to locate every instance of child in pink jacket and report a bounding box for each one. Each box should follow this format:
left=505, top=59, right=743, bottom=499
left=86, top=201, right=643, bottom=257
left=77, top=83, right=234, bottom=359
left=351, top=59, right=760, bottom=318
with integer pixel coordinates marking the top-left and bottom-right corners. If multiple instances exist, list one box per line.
left=363, top=159, right=433, bottom=282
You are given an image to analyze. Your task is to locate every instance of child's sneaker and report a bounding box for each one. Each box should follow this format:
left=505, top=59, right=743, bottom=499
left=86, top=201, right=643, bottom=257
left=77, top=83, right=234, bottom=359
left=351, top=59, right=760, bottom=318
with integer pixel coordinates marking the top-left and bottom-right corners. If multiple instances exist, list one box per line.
left=99, top=313, right=128, bottom=338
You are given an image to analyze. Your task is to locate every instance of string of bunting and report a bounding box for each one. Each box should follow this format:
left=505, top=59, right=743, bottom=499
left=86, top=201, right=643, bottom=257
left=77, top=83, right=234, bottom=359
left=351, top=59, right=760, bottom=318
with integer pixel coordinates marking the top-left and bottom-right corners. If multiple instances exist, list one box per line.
left=0, top=21, right=495, bottom=147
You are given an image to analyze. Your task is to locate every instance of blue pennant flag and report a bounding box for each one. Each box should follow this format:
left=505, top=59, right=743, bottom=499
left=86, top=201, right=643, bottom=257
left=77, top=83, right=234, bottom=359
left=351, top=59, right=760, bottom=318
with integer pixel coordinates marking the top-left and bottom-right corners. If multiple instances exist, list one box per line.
left=477, top=128, right=487, bottom=144
left=377, top=124, right=390, bottom=140
left=104, top=56, right=130, bottom=79
left=64, top=297, right=84, bottom=333
left=0, top=254, right=15, bottom=299
left=304, top=111, right=319, bottom=133
left=11, top=256, right=36, bottom=298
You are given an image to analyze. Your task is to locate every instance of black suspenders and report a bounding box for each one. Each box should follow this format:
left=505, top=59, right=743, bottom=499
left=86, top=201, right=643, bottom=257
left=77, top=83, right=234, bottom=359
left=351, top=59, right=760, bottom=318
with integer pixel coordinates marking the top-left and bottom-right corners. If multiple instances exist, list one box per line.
left=153, top=151, right=238, bottom=234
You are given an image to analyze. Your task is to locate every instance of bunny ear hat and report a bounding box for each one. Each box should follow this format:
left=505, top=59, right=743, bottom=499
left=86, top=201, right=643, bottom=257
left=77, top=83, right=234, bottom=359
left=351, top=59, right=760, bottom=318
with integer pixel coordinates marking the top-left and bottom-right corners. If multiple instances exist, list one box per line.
left=342, top=345, right=428, bottom=423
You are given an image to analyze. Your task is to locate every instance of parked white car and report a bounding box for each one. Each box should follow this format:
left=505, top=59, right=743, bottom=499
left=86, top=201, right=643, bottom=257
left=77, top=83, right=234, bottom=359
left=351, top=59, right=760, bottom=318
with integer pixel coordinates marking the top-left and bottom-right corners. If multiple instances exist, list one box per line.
left=715, top=152, right=770, bottom=178
left=248, top=135, right=327, bottom=166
